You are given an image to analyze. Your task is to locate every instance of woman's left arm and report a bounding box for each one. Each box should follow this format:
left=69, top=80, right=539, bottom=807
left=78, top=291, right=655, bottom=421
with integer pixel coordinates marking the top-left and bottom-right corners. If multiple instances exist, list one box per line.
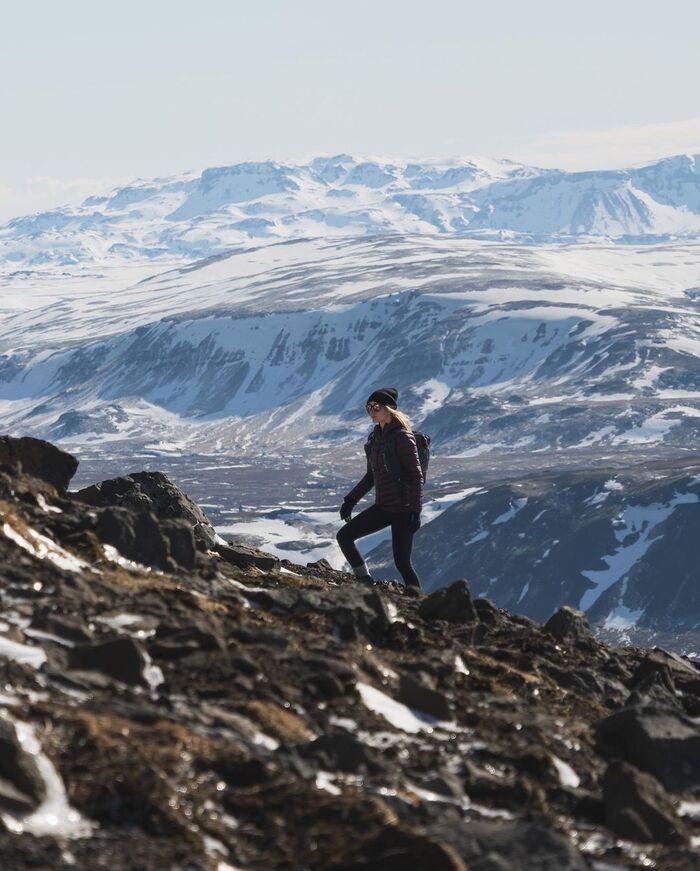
left=395, top=430, right=423, bottom=512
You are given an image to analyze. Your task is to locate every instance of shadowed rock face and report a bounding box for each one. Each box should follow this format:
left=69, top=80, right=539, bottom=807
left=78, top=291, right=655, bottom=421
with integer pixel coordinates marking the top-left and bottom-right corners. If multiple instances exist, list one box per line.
left=75, top=469, right=218, bottom=551
left=0, top=436, right=700, bottom=869
left=0, top=435, right=78, bottom=492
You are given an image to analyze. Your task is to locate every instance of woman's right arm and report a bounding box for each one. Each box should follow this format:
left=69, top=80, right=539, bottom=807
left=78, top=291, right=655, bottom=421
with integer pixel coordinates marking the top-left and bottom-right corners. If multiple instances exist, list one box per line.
left=344, top=458, right=374, bottom=507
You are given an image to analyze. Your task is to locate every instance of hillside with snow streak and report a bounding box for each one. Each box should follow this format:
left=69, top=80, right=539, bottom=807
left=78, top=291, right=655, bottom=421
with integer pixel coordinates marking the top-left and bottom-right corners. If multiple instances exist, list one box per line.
left=2, top=235, right=700, bottom=459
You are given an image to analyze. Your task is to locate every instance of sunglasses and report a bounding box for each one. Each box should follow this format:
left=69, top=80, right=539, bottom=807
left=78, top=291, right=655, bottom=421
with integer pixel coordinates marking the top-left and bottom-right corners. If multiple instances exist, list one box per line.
left=366, top=402, right=383, bottom=414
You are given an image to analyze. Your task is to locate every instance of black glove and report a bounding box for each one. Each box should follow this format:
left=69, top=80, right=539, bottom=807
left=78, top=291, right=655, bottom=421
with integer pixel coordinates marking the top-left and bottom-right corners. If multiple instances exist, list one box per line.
left=407, top=511, right=421, bottom=534
left=339, top=499, right=353, bottom=522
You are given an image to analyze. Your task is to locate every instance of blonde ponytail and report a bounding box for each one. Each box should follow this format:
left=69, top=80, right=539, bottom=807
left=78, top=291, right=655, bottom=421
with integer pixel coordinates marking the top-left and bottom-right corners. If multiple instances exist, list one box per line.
left=388, top=408, right=412, bottom=431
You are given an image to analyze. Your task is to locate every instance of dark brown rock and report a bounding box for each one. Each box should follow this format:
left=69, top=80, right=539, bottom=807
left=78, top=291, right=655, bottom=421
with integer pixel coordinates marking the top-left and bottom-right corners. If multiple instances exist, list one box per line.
left=418, top=579, right=478, bottom=623
left=602, top=760, right=687, bottom=845
left=431, top=818, right=589, bottom=871
left=543, top=606, right=594, bottom=643
left=29, top=612, right=93, bottom=644
left=75, top=470, right=217, bottom=550
left=149, top=621, right=224, bottom=660
left=68, top=636, right=148, bottom=685
left=0, top=435, right=78, bottom=492
left=96, top=506, right=176, bottom=572
left=596, top=703, right=700, bottom=792
left=333, top=825, right=468, bottom=871
left=0, top=777, right=37, bottom=816
left=160, top=519, right=197, bottom=570
left=300, top=734, right=388, bottom=775
left=634, top=648, right=700, bottom=695
left=0, top=720, right=46, bottom=810
left=626, top=667, right=683, bottom=710
left=397, top=673, right=451, bottom=721
left=473, top=597, right=502, bottom=625
left=214, top=541, right=280, bottom=571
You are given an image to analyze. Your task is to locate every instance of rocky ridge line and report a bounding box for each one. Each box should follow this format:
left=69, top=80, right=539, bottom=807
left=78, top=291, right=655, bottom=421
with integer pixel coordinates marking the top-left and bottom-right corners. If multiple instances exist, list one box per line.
left=0, top=436, right=698, bottom=869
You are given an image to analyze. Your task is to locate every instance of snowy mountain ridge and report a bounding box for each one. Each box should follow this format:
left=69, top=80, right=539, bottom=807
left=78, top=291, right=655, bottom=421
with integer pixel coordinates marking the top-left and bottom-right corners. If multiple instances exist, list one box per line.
left=3, top=235, right=700, bottom=460
left=3, top=152, right=700, bottom=270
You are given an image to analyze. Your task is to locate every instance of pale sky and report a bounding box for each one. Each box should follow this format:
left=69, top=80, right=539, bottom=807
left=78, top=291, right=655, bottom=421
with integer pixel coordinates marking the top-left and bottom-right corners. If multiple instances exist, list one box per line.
left=1, top=0, right=699, bottom=221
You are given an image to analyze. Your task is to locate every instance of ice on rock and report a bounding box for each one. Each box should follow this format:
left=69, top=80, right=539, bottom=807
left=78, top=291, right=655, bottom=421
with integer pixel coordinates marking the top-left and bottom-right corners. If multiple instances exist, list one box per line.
left=0, top=717, right=93, bottom=838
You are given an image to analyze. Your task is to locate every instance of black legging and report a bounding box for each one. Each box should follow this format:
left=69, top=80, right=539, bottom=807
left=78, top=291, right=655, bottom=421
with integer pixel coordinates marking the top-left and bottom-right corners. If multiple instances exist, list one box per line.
left=336, top=505, right=422, bottom=589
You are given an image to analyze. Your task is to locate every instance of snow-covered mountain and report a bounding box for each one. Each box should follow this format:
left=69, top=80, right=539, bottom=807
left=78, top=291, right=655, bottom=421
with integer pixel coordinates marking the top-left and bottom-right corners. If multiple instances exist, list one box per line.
left=2, top=235, right=700, bottom=459
left=3, top=153, right=700, bottom=271
left=3, top=157, right=700, bottom=637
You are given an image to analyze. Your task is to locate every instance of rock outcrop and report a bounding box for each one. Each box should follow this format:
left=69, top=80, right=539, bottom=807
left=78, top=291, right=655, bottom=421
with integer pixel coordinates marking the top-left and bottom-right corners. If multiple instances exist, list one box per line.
left=0, top=437, right=699, bottom=869
left=74, top=469, right=218, bottom=551
left=0, top=435, right=78, bottom=492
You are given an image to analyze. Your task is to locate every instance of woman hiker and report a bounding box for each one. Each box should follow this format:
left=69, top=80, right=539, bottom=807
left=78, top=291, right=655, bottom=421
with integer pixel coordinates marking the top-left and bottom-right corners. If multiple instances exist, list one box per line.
left=336, top=387, right=423, bottom=590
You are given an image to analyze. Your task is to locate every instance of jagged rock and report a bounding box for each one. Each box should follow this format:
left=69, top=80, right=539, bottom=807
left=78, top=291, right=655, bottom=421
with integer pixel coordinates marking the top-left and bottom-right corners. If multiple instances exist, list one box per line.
left=244, top=587, right=298, bottom=613
left=160, top=519, right=197, bottom=570
left=543, top=606, right=594, bottom=643
left=74, top=470, right=217, bottom=550
left=330, top=593, right=392, bottom=642
left=0, top=720, right=46, bottom=813
left=333, top=826, right=468, bottom=871
left=29, top=611, right=93, bottom=644
left=397, top=673, right=451, bottom=721
left=363, top=589, right=393, bottom=633
left=431, top=818, right=589, bottom=871
left=68, top=636, right=148, bottom=685
left=633, top=648, right=700, bottom=695
left=300, top=734, right=388, bottom=774
left=596, top=703, right=700, bottom=792
left=418, top=579, right=478, bottom=623
left=214, top=541, right=280, bottom=571
left=96, top=506, right=176, bottom=571
left=332, top=606, right=368, bottom=642
left=602, top=760, right=687, bottom=845
left=626, top=667, right=683, bottom=710
left=473, top=597, right=502, bottom=625
left=0, top=435, right=77, bottom=492
left=149, top=622, right=225, bottom=660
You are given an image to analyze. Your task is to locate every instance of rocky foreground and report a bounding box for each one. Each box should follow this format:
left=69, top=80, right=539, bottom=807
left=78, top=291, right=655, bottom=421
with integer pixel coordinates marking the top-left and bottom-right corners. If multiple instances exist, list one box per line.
left=0, top=436, right=699, bottom=870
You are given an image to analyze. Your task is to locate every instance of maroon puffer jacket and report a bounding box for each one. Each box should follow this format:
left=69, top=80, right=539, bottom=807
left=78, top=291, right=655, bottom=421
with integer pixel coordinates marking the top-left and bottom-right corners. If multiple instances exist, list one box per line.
left=345, top=421, right=423, bottom=513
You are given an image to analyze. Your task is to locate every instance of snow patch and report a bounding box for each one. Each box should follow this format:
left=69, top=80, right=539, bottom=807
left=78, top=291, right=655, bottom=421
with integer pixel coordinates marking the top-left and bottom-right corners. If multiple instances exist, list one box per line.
left=580, top=491, right=699, bottom=612
left=2, top=521, right=88, bottom=573
left=1, top=716, right=93, bottom=838
left=493, top=498, right=528, bottom=525
left=551, top=755, right=581, bottom=789
left=0, top=636, right=47, bottom=669
left=356, top=682, right=447, bottom=733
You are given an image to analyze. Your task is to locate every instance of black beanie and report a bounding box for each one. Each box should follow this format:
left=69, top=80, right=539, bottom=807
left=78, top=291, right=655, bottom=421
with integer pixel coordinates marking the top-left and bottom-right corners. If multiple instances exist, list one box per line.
left=366, top=387, right=398, bottom=408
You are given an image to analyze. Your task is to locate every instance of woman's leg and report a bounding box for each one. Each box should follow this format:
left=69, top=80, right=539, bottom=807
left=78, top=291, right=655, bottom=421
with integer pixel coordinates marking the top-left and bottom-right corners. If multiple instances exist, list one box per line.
left=390, top=515, right=422, bottom=590
left=336, top=505, right=390, bottom=576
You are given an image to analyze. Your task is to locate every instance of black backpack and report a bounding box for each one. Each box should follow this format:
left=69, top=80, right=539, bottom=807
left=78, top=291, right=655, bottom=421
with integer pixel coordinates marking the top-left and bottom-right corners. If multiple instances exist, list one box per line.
left=364, top=428, right=431, bottom=483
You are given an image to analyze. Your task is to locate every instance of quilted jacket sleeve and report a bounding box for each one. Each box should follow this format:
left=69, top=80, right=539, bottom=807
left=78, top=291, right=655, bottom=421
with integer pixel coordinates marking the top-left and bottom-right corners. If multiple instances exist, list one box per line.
left=345, top=456, right=374, bottom=506
left=395, top=429, right=423, bottom=512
